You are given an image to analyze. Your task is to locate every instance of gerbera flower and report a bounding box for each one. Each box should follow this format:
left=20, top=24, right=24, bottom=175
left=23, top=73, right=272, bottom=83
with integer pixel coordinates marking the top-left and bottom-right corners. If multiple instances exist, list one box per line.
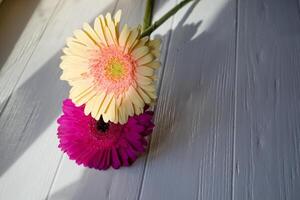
left=60, top=10, right=160, bottom=124
left=57, top=99, right=154, bottom=170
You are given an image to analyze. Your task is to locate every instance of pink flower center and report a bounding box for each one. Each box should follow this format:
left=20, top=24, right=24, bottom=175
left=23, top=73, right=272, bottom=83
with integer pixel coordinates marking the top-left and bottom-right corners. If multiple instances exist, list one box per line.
left=89, top=118, right=123, bottom=149
left=89, top=47, right=137, bottom=96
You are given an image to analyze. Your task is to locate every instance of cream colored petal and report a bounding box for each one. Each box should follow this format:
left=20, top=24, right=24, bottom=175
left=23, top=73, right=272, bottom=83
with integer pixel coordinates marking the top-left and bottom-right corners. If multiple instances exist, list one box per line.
left=132, top=46, right=149, bottom=60
left=65, top=42, right=90, bottom=58
left=140, top=83, right=156, bottom=93
left=116, top=95, right=123, bottom=107
left=136, top=74, right=153, bottom=85
left=103, top=97, right=116, bottom=122
left=123, top=96, right=134, bottom=117
left=114, top=10, right=122, bottom=26
left=136, top=66, right=154, bottom=76
left=148, top=38, right=161, bottom=49
left=72, top=85, right=94, bottom=100
left=83, top=22, right=103, bottom=47
left=134, top=36, right=149, bottom=49
left=61, top=59, right=90, bottom=68
left=91, top=92, right=106, bottom=119
left=144, top=60, right=160, bottom=69
left=125, top=28, right=139, bottom=53
left=74, top=89, right=97, bottom=106
left=99, top=15, right=114, bottom=46
left=96, top=93, right=113, bottom=120
left=84, top=95, right=98, bottom=115
left=60, top=68, right=87, bottom=80
left=105, top=13, right=117, bottom=44
left=60, top=61, right=88, bottom=71
left=66, top=37, right=85, bottom=46
left=137, top=87, right=151, bottom=104
left=127, top=85, right=144, bottom=107
left=114, top=107, right=119, bottom=123
left=133, top=104, right=143, bottom=115
left=69, top=79, right=93, bottom=98
left=73, top=29, right=96, bottom=47
left=137, top=54, right=153, bottom=65
left=70, top=87, right=94, bottom=106
left=94, top=17, right=108, bottom=45
left=118, top=107, right=126, bottom=124
left=119, top=24, right=130, bottom=48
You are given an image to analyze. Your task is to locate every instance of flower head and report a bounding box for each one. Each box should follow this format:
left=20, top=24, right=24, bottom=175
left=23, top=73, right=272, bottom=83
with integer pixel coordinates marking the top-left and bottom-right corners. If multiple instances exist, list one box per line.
left=60, top=10, right=160, bottom=124
left=57, top=99, right=154, bottom=170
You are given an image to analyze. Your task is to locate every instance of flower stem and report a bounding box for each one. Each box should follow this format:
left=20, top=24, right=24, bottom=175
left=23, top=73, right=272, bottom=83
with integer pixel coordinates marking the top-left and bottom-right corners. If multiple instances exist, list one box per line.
left=141, top=0, right=193, bottom=38
left=142, top=0, right=155, bottom=31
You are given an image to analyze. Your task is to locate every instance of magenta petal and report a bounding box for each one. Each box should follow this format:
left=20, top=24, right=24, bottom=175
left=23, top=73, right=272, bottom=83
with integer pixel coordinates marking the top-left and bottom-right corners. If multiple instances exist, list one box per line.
left=57, top=99, right=155, bottom=170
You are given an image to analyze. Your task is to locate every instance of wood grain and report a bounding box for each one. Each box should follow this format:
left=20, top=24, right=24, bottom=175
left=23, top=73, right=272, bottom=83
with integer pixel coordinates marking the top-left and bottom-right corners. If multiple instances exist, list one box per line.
left=47, top=1, right=176, bottom=200
left=139, top=0, right=237, bottom=199
left=0, top=0, right=119, bottom=199
left=1, top=0, right=300, bottom=199
left=234, top=0, right=300, bottom=199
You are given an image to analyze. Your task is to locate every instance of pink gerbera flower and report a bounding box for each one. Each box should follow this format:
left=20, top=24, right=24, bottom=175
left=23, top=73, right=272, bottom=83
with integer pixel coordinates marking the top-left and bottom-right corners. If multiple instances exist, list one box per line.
left=57, top=99, right=154, bottom=170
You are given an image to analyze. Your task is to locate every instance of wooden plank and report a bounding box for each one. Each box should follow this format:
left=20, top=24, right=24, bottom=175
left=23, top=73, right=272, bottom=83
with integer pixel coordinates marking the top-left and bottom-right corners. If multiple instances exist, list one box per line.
left=0, top=0, right=60, bottom=112
left=139, top=0, right=237, bottom=199
left=234, top=0, right=300, bottom=199
left=47, top=1, right=176, bottom=200
left=0, top=0, right=119, bottom=200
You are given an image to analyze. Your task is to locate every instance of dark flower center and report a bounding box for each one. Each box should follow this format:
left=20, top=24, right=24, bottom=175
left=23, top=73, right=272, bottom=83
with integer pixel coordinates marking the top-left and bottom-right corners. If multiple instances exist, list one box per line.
left=96, top=116, right=110, bottom=133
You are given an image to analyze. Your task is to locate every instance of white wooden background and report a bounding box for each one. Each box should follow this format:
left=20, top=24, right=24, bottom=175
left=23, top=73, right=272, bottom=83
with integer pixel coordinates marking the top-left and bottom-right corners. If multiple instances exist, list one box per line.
left=0, top=0, right=300, bottom=199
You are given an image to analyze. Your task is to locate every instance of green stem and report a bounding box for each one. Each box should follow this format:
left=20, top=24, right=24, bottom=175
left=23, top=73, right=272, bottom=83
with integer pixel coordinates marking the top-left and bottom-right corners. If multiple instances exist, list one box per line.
left=141, top=0, right=193, bottom=38
left=142, top=0, right=155, bottom=31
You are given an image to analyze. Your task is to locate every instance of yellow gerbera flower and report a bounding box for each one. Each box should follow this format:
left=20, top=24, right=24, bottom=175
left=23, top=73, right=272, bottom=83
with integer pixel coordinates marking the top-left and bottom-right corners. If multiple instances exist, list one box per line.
left=60, top=10, right=160, bottom=124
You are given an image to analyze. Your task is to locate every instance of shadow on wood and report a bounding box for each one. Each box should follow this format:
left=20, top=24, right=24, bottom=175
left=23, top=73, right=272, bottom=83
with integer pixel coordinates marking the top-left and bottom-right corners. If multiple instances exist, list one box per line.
left=0, top=0, right=40, bottom=69
left=46, top=0, right=236, bottom=199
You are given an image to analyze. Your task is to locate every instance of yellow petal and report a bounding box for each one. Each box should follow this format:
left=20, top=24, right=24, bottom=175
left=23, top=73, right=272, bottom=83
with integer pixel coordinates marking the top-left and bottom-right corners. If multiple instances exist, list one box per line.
left=136, top=74, right=153, bottom=85
left=65, top=42, right=90, bottom=58
left=118, top=107, right=126, bottom=124
left=137, top=54, right=153, bottom=65
left=103, top=97, right=116, bottom=122
left=133, top=104, right=143, bottom=115
left=134, top=36, right=149, bottom=49
left=105, top=13, right=117, bottom=44
left=94, top=17, right=108, bottom=45
left=91, top=92, right=106, bottom=119
left=132, top=46, right=149, bottom=60
left=99, top=15, right=114, bottom=46
left=119, top=24, right=130, bottom=48
left=84, top=95, right=98, bottom=115
left=74, top=89, right=97, bottom=106
left=148, top=38, right=161, bottom=49
left=83, top=22, right=103, bottom=47
left=144, top=60, right=160, bottom=69
left=140, top=83, right=156, bottom=93
left=114, top=10, right=122, bottom=26
left=96, top=93, right=113, bottom=120
left=125, top=28, right=139, bottom=53
left=73, top=29, right=96, bottom=47
left=137, top=87, right=151, bottom=104
left=127, top=86, right=144, bottom=107
left=123, top=96, right=134, bottom=117
left=136, top=66, right=154, bottom=76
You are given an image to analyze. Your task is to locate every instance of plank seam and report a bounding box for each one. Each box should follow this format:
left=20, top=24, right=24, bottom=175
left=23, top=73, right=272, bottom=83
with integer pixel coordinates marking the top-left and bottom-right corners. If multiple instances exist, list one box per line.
left=45, top=1, right=120, bottom=199
left=0, top=93, right=12, bottom=118
left=231, top=0, right=239, bottom=199
left=136, top=1, right=177, bottom=199
left=0, top=0, right=63, bottom=118
left=45, top=154, right=64, bottom=200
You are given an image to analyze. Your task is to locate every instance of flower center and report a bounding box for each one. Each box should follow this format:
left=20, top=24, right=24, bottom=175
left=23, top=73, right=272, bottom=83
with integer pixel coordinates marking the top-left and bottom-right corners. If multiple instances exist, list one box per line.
left=89, top=47, right=137, bottom=96
left=96, top=116, right=109, bottom=133
left=105, top=58, right=126, bottom=80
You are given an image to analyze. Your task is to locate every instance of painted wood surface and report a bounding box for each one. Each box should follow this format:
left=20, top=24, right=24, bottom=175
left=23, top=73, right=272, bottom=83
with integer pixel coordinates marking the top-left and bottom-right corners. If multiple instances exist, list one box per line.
left=0, top=0, right=300, bottom=199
